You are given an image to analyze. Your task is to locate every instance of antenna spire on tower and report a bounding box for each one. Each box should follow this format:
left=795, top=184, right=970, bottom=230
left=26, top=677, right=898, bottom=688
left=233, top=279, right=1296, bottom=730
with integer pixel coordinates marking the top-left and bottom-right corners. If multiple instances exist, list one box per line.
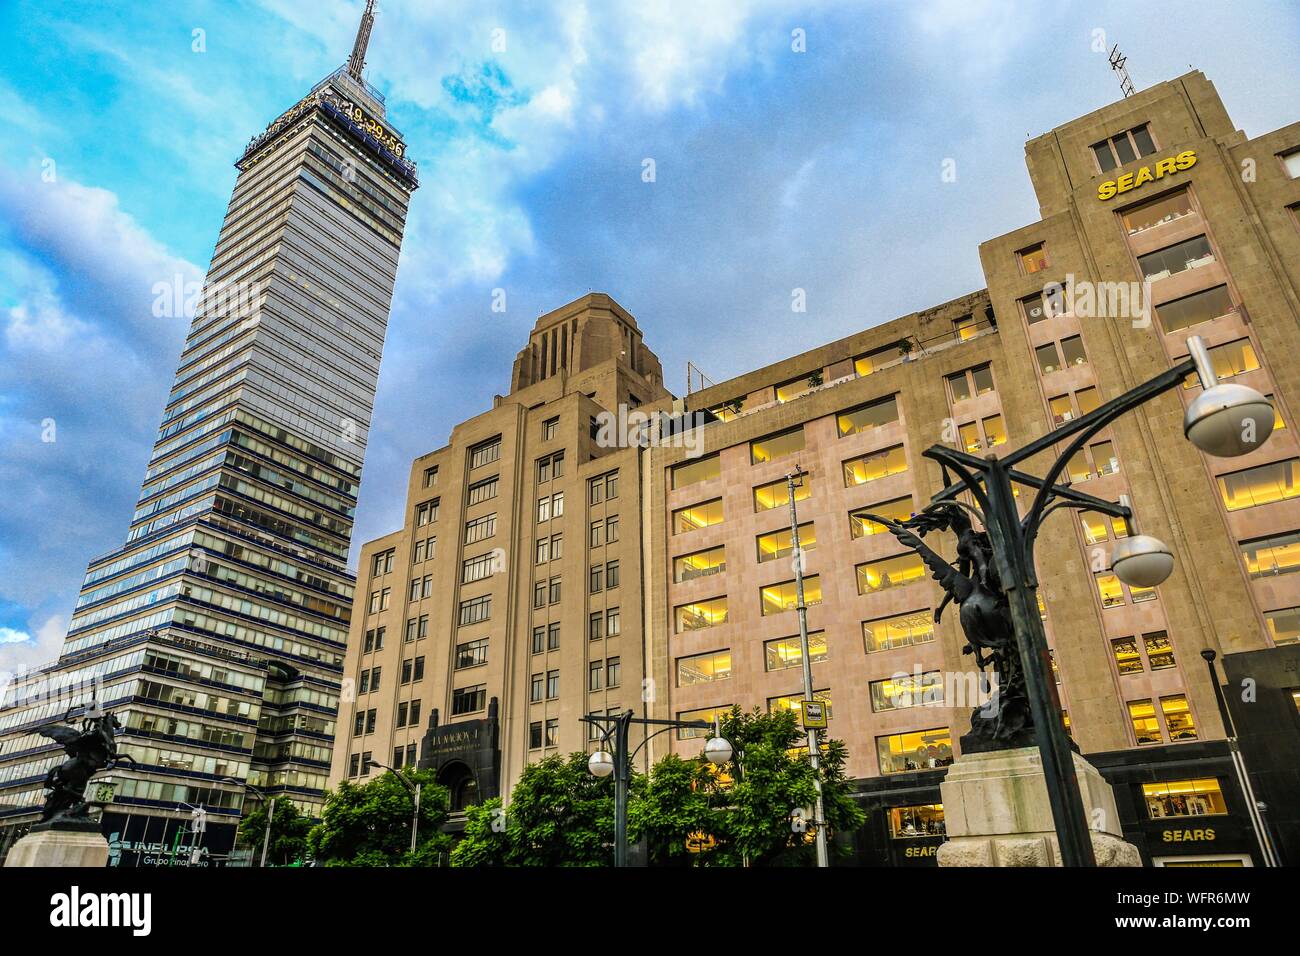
left=347, top=0, right=378, bottom=81
left=1109, top=44, right=1136, bottom=98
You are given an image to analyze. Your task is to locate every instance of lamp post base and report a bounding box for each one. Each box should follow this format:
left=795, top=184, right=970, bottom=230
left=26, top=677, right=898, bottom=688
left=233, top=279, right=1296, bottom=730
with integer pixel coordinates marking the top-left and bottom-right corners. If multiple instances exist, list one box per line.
left=936, top=746, right=1141, bottom=867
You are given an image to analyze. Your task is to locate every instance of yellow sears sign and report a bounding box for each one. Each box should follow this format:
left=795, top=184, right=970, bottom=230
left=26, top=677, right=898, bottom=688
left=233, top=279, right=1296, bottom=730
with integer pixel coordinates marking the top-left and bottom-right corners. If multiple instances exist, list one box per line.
left=1097, top=149, right=1197, bottom=200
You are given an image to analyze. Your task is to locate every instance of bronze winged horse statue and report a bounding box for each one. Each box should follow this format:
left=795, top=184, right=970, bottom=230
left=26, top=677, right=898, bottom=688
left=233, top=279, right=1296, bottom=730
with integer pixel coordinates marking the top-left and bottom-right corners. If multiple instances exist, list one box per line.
left=38, top=708, right=137, bottom=825
left=861, top=503, right=1034, bottom=752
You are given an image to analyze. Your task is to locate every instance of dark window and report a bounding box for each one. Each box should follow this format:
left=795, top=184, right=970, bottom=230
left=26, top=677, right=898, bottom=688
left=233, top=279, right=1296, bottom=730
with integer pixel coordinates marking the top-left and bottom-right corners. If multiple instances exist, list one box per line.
left=452, top=685, right=486, bottom=715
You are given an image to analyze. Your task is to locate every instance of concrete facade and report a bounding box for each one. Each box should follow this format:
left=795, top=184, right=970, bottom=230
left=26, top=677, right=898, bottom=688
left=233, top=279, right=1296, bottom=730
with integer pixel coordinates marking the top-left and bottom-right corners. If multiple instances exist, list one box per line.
left=333, top=71, right=1299, bottom=862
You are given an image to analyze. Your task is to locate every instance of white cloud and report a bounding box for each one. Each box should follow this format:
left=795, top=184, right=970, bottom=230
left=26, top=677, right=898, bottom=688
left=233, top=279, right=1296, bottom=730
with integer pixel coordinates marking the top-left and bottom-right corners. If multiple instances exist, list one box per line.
left=0, top=615, right=67, bottom=686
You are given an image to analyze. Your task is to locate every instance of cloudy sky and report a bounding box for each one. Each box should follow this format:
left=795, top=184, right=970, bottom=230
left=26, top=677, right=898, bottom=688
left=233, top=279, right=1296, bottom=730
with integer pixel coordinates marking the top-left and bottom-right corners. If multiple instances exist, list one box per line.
left=1, top=0, right=1297, bottom=675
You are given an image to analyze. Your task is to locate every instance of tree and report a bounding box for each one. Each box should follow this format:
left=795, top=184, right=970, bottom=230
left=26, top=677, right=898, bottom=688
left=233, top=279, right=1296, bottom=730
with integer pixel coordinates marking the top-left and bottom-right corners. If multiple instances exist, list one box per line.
left=450, top=753, right=614, bottom=867
left=306, top=768, right=453, bottom=867
left=452, top=710, right=866, bottom=867
left=237, top=796, right=312, bottom=866
left=629, top=708, right=865, bottom=867
left=626, top=753, right=713, bottom=867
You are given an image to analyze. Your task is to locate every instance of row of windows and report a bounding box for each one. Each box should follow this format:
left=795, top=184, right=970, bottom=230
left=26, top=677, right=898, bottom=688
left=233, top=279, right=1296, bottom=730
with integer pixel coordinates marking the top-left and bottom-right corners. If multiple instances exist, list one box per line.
left=1111, top=631, right=1176, bottom=675
left=675, top=612, right=934, bottom=686
left=672, top=446, right=911, bottom=536
left=671, top=397, right=903, bottom=492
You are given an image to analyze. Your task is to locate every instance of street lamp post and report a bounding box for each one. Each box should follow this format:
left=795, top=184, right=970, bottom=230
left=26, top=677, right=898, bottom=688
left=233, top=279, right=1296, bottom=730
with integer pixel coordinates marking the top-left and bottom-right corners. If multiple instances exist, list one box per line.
left=786, top=467, right=829, bottom=868
left=583, top=710, right=732, bottom=867
left=1199, top=649, right=1281, bottom=866
left=921, top=334, right=1273, bottom=867
left=369, top=761, right=422, bottom=854
left=222, top=777, right=273, bottom=867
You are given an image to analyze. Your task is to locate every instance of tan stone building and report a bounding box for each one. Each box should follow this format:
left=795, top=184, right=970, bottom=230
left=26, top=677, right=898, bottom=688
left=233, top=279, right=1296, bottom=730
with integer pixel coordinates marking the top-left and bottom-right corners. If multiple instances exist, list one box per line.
left=333, top=71, right=1300, bottom=865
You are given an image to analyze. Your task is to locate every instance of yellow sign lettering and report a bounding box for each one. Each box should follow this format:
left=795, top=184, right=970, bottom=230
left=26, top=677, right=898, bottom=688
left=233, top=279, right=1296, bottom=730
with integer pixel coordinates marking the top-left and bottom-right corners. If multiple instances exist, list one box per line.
left=1097, top=149, right=1197, bottom=201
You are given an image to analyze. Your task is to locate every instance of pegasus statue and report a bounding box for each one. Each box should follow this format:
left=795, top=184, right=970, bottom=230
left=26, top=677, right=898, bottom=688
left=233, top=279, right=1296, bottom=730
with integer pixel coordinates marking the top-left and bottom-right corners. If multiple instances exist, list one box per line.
left=862, top=502, right=1035, bottom=752
left=37, top=708, right=136, bottom=826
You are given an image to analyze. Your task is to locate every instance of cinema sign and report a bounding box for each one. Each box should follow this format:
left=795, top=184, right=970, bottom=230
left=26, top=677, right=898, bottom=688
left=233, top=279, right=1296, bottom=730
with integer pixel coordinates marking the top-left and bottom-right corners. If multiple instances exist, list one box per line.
left=1097, top=149, right=1198, bottom=200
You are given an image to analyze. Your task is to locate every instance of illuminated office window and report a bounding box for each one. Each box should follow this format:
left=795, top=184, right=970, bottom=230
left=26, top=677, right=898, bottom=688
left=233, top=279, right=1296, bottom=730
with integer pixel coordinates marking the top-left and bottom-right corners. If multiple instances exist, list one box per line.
left=854, top=343, right=907, bottom=378
left=1240, top=531, right=1300, bottom=578
left=1181, top=338, right=1260, bottom=391
left=1142, top=779, right=1226, bottom=819
left=1266, top=606, right=1300, bottom=645
left=764, top=631, right=829, bottom=671
left=843, top=445, right=908, bottom=487
left=849, top=496, right=913, bottom=538
left=776, top=375, right=817, bottom=404
left=857, top=553, right=926, bottom=594
left=1156, top=285, right=1234, bottom=334
left=1128, top=699, right=1162, bottom=745
left=756, top=523, right=816, bottom=563
left=672, top=454, right=721, bottom=489
left=751, top=427, right=805, bottom=464
left=889, top=804, right=945, bottom=838
left=673, top=498, right=724, bottom=534
left=709, top=403, right=741, bottom=422
left=1049, top=394, right=1075, bottom=426
left=675, top=597, right=729, bottom=633
left=869, top=671, right=943, bottom=712
left=838, top=396, right=900, bottom=437
left=753, top=476, right=809, bottom=512
left=768, top=689, right=832, bottom=719
left=1130, top=583, right=1157, bottom=604
left=863, top=611, right=934, bottom=653
left=1111, top=637, right=1143, bottom=675
left=982, top=414, right=1007, bottom=448
left=677, top=705, right=732, bottom=740
left=1092, top=440, right=1119, bottom=477
left=674, top=546, right=727, bottom=583
left=1080, top=512, right=1110, bottom=544
left=952, top=313, right=978, bottom=341
left=761, top=576, right=822, bottom=616
left=959, top=422, right=982, bottom=454
left=1144, top=631, right=1176, bottom=670
left=1217, top=459, right=1300, bottom=511
left=877, top=728, right=953, bottom=774
left=1162, top=695, right=1197, bottom=741
left=1018, top=243, right=1049, bottom=275
left=1065, top=450, right=1092, bottom=483
left=1096, top=573, right=1125, bottom=608
left=1121, top=187, right=1193, bottom=235
left=1075, top=386, right=1101, bottom=415
left=676, top=649, right=732, bottom=686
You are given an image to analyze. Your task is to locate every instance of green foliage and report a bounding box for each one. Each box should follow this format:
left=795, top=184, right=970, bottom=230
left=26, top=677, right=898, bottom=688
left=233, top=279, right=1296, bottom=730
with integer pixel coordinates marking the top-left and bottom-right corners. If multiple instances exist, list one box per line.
left=452, top=709, right=865, bottom=867
left=626, top=753, right=712, bottom=867
left=450, top=753, right=614, bottom=867
left=236, top=796, right=312, bottom=866
left=306, top=768, right=453, bottom=867
left=635, top=708, right=864, bottom=867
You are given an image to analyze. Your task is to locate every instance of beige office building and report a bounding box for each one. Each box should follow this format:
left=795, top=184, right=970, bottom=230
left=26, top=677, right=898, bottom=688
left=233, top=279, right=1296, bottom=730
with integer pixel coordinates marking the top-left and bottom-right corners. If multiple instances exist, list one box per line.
left=334, top=71, right=1300, bottom=865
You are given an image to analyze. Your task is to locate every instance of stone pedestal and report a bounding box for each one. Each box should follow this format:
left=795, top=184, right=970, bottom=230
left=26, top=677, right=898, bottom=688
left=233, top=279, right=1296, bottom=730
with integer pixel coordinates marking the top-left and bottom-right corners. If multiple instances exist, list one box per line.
left=937, top=746, right=1141, bottom=867
left=5, top=824, right=109, bottom=868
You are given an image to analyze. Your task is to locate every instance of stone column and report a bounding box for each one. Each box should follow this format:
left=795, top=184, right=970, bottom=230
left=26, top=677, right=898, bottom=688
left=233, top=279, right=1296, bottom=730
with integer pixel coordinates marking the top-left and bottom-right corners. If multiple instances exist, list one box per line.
left=937, top=746, right=1142, bottom=866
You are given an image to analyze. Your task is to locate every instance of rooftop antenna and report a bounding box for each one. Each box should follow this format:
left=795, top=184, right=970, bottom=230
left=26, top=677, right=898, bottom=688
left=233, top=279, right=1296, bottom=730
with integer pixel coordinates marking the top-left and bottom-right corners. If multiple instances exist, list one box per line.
left=1109, top=44, right=1136, bottom=98
left=685, top=360, right=716, bottom=396
left=347, top=0, right=378, bottom=81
